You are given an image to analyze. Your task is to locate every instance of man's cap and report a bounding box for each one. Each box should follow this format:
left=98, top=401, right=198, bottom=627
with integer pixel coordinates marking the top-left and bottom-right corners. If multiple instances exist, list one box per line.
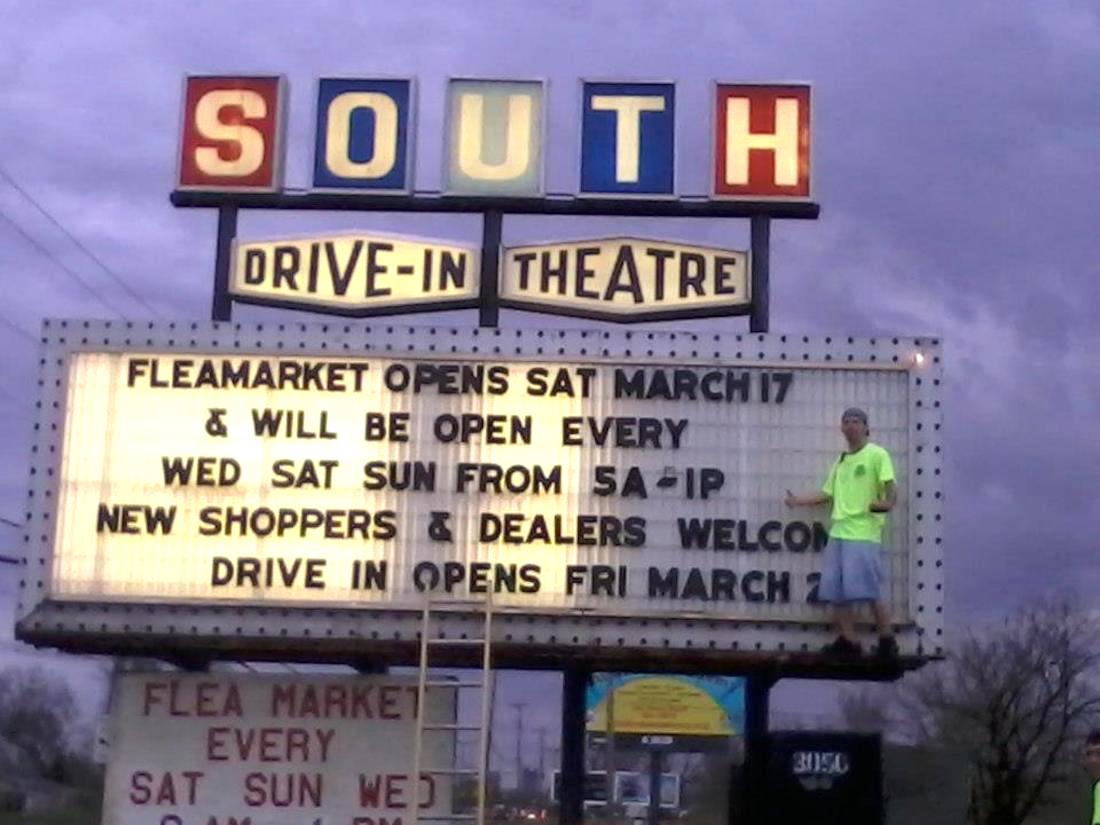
left=841, top=407, right=869, bottom=425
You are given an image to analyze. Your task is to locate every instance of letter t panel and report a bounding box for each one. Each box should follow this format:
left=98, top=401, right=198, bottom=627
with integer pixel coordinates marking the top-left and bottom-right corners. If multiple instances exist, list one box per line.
left=581, top=82, right=676, bottom=196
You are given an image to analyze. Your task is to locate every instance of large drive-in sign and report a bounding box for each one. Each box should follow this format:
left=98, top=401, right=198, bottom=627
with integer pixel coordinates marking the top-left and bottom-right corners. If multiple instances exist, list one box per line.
left=102, top=673, right=455, bottom=825
left=176, top=76, right=811, bottom=199
left=18, top=322, right=943, bottom=660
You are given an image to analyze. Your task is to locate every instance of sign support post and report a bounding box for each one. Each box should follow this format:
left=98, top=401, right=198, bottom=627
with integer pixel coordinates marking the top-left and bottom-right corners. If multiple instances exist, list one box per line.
left=740, top=671, right=777, bottom=825
left=561, top=664, right=589, bottom=825
left=749, top=214, right=770, bottom=333
left=212, top=203, right=238, bottom=322
left=479, top=209, right=502, bottom=327
left=647, top=748, right=663, bottom=825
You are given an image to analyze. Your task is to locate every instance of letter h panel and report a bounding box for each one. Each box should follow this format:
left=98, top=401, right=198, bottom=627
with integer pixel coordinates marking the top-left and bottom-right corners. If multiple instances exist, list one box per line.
left=712, top=84, right=811, bottom=200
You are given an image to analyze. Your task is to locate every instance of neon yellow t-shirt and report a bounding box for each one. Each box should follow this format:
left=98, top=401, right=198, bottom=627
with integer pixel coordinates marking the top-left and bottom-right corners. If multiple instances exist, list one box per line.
left=1092, top=780, right=1100, bottom=825
left=821, top=442, right=896, bottom=542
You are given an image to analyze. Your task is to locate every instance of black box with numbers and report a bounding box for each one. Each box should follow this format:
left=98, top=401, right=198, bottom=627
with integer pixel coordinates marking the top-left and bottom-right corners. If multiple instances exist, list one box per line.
left=766, top=731, right=883, bottom=824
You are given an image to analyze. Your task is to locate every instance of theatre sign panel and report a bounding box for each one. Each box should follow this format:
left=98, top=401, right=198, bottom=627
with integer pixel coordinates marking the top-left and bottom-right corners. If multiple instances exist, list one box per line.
left=18, top=322, right=943, bottom=659
left=499, top=237, right=749, bottom=321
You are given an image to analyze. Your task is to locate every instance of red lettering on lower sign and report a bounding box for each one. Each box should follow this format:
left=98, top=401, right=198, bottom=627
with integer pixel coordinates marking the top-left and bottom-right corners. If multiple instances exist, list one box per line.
left=242, top=771, right=323, bottom=807
left=358, top=774, right=435, bottom=810
left=143, top=679, right=243, bottom=718
left=129, top=770, right=204, bottom=805
left=206, top=726, right=334, bottom=762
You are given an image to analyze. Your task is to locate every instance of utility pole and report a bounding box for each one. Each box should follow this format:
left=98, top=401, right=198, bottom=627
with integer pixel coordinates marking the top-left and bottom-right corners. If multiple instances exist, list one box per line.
left=510, top=702, right=528, bottom=790
left=607, top=679, right=618, bottom=808
left=535, top=726, right=549, bottom=779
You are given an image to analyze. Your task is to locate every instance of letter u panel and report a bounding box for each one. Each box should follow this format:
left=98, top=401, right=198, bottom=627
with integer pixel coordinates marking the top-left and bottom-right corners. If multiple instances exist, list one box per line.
left=177, top=75, right=286, bottom=191
left=581, top=81, right=676, bottom=196
left=313, top=78, right=414, bottom=193
left=444, top=78, right=544, bottom=196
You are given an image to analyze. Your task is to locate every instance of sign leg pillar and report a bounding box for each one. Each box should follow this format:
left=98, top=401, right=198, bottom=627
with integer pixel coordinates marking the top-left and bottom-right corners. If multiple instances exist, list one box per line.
left=561, top=664, right=588, bottom=825
left=739, top=672, right=776, bottom=825
left=749, top=214, right=770, bottom=333
left=212, top=203, right=238, bottom=322
left=479, top=209, right=502, bottom=327
left=647, top=748, right=663, bottom=825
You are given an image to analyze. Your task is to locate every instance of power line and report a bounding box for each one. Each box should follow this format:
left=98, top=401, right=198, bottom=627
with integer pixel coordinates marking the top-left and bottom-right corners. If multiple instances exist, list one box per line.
left=0, top=301, right=36, bottom=344
left=0, top=166, right=163, bottom=318
left=0, top=205, right=128, bottom=318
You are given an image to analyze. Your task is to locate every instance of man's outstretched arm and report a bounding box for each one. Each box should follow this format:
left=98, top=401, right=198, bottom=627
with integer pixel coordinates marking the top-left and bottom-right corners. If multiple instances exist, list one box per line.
left=785, top=489, right=831, bottom=508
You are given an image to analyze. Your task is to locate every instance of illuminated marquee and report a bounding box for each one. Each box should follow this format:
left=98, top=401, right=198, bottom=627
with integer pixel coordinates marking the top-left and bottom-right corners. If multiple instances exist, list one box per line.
left=46, top=350, right=909, bottom=620
left=177, top=76, right=811, bottom=199
left=19, top=322, right=944, bottom=659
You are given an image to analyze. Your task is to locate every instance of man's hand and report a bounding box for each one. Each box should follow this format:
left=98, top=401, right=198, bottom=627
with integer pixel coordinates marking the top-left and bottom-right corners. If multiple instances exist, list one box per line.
left=870, top=482, right=897, bottom=513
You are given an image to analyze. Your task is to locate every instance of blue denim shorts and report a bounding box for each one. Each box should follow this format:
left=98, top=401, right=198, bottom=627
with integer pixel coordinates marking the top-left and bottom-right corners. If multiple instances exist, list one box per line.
left=818, top=538, right=883, bottom=603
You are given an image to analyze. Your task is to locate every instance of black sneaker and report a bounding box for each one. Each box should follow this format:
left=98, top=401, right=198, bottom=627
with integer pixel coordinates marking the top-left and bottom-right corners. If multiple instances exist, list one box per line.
left=876, top=635, right=899, bottom=659
left=823, top=636, right=862, bottom=657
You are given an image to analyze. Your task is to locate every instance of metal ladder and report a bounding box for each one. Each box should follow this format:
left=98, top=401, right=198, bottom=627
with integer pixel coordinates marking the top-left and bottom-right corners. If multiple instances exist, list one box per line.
left=411, top=596, right=494, bottom=825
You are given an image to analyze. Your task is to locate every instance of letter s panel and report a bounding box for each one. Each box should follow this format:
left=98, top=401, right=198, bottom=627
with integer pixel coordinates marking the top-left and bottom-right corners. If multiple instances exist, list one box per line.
left=177, top=75, right=287, bottom=191
left=313, top=78, right=415, bottom=193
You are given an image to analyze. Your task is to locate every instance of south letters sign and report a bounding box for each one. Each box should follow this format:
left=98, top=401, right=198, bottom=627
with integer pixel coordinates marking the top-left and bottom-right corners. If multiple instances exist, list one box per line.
left=177, top=76, right=811, bottom=199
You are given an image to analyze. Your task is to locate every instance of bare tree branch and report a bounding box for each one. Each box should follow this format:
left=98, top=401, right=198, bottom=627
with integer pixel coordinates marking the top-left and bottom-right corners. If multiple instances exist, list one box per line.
left=883, top=600, right=1100, bottom=825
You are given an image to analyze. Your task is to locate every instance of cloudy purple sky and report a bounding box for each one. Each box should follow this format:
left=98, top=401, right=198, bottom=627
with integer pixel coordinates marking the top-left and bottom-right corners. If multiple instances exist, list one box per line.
left=0, top=0, right=1097, bottom=748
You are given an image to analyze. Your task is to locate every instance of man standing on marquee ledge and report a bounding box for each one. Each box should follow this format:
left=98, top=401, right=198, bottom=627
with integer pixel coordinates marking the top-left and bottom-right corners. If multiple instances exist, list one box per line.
left=785, top=407, right=898, bottom=659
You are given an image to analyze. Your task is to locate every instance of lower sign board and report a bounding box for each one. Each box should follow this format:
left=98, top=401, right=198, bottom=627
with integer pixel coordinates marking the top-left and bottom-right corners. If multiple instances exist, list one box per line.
left=101, top=672, right=455, bottom=825
left=18, top=322, right=944, bottom=661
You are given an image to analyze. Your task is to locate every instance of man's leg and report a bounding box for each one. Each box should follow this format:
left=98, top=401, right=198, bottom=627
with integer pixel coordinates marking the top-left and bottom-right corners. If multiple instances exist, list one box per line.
left=820, top=540, right=859, bottom=654
left=834, top=603, right=856, bottom=639
left=871, top=601, right=892, bottom=637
